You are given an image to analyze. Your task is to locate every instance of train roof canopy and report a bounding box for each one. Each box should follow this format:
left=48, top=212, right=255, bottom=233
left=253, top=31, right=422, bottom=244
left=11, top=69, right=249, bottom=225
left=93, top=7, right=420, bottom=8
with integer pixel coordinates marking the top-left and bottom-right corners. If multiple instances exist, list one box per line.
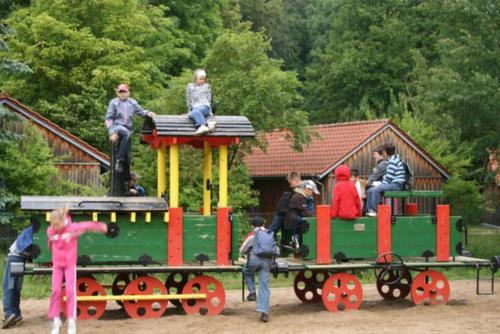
left=21, top=196, right=168, bottom=212
left=141, top=115, right=255, bottom=148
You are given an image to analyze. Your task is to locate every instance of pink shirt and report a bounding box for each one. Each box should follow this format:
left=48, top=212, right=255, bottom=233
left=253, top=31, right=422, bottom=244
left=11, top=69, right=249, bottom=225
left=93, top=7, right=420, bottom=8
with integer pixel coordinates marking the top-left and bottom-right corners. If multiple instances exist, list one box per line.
left=47, top=214, right=106, bottom=267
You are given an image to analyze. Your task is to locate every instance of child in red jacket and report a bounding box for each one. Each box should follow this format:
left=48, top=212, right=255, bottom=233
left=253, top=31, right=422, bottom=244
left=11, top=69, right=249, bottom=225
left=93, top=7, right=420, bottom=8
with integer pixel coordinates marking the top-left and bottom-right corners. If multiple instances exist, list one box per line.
left=330, top=165, right=362, bottom=220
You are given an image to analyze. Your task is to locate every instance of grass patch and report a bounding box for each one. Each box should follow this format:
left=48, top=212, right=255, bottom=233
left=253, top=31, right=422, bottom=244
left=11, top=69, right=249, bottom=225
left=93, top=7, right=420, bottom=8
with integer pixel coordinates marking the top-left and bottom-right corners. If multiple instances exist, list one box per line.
left=466, top=225, right=500, bottom=259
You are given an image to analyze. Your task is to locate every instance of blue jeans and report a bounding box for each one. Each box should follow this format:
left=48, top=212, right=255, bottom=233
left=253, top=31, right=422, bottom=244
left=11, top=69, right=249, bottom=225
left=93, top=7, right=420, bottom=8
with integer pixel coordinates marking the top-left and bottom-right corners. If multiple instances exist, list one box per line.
left=269, top=214, right=283, bottom=234
left=366, top=182, right=403, bottom=212
left=189, top=105, right=211, bottom=127
left=243, top=255, right=272, bottom=314
left=111, top=125, right=132, bottom=163
left=2, top=255, right=24, bottom=319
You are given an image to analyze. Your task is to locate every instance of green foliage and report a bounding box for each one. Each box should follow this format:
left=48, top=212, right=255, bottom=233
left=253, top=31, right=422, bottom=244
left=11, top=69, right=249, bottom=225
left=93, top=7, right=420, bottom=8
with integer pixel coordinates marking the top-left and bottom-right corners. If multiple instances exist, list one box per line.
left=0, top=109, right=93, bottom=228
left=443, top=178, right=483, bottom=225
left=239, top=0, right=310, bottom=75
left=0, top=0, right=191, bottom=151
left=203, top=28, right=311, bottom=150
left=395, top=110, right=484, bottom=224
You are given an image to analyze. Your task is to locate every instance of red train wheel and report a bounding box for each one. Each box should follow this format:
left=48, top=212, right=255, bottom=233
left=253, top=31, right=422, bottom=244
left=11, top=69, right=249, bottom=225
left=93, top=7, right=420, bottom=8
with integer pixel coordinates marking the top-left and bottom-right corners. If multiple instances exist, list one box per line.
left=293, top=270, right=329, bottom=303
left=376, top=268, right=413, bottom=300
left=321, top=273, right=363, bottom=312
left=411, top=270, right=450, bottom=305
left=112, top=272, right=144, bottom=308
left=62, top=277, right=107, bottom=320
left=122, top=276, right=168, bottom=319
left=182, top=275, right=225, bottom=315
left=165, top=272, right=193, bottom=308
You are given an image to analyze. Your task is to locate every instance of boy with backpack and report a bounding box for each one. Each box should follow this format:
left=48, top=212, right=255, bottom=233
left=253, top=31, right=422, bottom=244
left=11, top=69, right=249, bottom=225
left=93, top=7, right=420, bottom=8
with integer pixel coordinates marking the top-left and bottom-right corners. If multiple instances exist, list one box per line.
left=365, top=142, right=406, bottom=216
left=240, top=217, right=279, bottom=323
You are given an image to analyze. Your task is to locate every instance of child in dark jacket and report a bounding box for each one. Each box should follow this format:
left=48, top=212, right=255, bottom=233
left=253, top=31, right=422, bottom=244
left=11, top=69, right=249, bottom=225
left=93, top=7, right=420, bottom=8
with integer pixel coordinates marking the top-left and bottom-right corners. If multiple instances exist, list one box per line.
left=330, top=165, right=362, bottom=220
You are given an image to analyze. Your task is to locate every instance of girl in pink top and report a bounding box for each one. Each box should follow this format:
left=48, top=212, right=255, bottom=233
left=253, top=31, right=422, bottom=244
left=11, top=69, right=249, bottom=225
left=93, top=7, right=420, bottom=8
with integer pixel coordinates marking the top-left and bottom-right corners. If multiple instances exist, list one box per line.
left=47, top=208, right=107, bottom=334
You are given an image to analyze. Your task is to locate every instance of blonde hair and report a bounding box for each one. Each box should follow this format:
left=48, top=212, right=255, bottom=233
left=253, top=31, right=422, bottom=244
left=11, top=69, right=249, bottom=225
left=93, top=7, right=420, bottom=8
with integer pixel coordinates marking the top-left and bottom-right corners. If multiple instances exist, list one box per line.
left=50, top=207, right=68, bottom=226
left=193, top=69, right=207, bottom=82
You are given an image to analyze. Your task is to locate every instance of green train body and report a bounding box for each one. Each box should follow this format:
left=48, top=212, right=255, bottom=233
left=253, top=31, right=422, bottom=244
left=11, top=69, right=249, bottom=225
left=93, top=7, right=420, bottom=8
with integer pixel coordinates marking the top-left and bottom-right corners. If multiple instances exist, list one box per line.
left=31, top=212, right=240, bottom=265
left=29, top=208, right=460, bottom=265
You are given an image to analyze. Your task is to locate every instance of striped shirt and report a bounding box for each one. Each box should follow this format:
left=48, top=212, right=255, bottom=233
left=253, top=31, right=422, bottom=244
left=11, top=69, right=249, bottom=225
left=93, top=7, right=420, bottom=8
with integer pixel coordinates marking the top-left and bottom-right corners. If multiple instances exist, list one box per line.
left=382, top=154, right=406, bottom=184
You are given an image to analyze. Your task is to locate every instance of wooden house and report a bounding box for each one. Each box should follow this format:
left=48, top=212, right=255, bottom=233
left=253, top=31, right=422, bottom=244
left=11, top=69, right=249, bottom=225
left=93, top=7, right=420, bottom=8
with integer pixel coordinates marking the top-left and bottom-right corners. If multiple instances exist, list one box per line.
left=0, top=94, right=109, bottom=189
left=243, top=119, right=450, bottom=219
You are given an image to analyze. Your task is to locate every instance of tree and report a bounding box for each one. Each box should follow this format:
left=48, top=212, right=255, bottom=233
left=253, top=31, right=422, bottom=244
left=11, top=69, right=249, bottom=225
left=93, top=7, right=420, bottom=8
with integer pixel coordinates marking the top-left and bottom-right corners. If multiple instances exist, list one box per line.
left=150, top=0, right=225, bottom=60
left=304, top=0, right=441, bottom=123
left=160, top=27, right=311, bottom=151
left=0, top=0, right=191, bottom=151
left=0, top=107, right=92, bottom=228
left=395, top=109, right=484, bottom=224
left=239, top=0, right=311, bottom=75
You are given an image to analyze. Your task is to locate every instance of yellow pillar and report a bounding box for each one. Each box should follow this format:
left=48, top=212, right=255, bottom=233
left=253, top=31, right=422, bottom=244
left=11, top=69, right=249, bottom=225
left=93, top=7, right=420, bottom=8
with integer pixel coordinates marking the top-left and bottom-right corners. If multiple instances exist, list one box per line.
left=170, top=144, right=180, bottom=208
left=203, top=141, right=212, bottom=216
left=157, top=146, right=167, bottom=198
left=219, top=145, right=228, bottom=207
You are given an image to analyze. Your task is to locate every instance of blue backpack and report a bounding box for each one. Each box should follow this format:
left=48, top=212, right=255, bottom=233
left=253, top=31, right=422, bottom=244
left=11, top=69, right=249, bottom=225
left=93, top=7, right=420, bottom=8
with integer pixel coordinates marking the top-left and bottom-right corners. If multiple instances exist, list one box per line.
left=252, top=229, right=279, bottom=259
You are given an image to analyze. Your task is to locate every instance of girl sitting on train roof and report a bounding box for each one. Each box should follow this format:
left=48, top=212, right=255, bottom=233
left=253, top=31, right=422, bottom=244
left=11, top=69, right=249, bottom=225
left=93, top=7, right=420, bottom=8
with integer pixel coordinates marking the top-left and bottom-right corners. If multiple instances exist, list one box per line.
left=186, top=69, right=217, bottom=136
left=47, top=207, right=111, bottom=334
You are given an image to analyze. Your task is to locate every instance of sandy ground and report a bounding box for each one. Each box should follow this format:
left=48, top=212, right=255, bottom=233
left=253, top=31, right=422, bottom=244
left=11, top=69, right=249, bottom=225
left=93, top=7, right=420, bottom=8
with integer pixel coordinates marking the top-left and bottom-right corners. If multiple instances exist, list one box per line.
left=6, top=279, right=500, bottom=334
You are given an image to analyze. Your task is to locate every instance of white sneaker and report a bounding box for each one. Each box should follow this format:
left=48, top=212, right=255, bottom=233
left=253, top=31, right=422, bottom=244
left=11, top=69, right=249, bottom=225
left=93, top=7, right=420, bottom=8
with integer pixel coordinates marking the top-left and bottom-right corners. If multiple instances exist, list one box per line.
left=207, top=120, right=217, bottom=133
left=68, top=318, right=76, bottom=334
left=51, top=317, right=62, bottom=334
left=194, top=125, right=209, bottom=136
left=366, top=210, right=377, bottom=217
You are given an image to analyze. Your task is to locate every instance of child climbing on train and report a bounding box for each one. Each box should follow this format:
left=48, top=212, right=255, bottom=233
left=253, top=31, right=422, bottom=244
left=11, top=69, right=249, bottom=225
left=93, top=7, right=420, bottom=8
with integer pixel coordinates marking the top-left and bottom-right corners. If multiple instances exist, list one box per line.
left=47, top=207, right=110, bottom=334
left=240, top=217, right=279, bottom=323
left=284, top=182, right=316, bottom=249
left=330, top=165, right=362, bottom=220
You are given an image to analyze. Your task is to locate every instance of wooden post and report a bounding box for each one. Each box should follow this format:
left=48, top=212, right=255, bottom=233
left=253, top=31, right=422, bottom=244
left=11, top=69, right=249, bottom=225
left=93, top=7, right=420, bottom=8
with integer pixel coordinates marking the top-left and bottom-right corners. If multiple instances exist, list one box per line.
left=157, top=146, right=167, bottom=198
left=203, top=141, right=212, bottom=216
left=219, top=145, right=228, bottom=207
left=316, top=205, right=331, bottom=264
left=377, top=205, right=392, bottom=263
left=436, top=205, right=450, bottom=262
left=169, top=144, right=179, bottom=208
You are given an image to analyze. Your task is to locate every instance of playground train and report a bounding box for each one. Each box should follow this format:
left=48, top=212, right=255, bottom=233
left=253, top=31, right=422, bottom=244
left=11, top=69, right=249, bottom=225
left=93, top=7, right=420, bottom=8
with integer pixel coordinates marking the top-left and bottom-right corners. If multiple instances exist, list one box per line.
left=16, top=115, right=499, bottom=319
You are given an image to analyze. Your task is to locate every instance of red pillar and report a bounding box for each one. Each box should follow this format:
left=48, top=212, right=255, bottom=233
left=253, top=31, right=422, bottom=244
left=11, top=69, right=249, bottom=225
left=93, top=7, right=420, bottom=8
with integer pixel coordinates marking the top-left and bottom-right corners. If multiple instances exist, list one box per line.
left=168, top=207, right=183, bottom=265
left=405, top=203, right=418, bottom=216
left=377, top=205, right=392, bottom=263
left=217, top=207, right=231, bottom=265
left=316, top=205, right=331, bottom=264
left=436, top=204, right=450, bottom=262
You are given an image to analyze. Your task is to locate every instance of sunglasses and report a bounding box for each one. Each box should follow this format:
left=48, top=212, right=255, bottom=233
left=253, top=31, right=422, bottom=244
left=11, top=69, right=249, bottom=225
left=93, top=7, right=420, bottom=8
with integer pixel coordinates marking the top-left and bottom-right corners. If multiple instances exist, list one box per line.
left=118, top=90, right=128, bottom=93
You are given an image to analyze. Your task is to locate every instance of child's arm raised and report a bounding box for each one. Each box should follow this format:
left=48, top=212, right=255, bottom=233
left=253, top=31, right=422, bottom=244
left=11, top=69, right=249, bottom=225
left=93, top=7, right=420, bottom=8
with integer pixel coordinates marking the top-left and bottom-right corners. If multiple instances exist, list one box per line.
left=71, top=221, right=108, bottom=237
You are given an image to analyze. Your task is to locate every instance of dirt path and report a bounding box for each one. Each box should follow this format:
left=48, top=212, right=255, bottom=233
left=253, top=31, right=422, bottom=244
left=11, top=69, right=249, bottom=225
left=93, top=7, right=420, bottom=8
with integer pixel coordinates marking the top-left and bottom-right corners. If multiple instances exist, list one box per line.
left=7, top=279, right=500, bottom=334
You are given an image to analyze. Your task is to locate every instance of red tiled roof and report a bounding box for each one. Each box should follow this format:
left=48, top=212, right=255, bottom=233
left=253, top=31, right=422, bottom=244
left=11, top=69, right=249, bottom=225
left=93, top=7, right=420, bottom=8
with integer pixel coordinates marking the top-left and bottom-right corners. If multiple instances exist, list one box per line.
left=0, top=93, right=110, bottom=168
left=244, top=119, right=389, bottom=177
